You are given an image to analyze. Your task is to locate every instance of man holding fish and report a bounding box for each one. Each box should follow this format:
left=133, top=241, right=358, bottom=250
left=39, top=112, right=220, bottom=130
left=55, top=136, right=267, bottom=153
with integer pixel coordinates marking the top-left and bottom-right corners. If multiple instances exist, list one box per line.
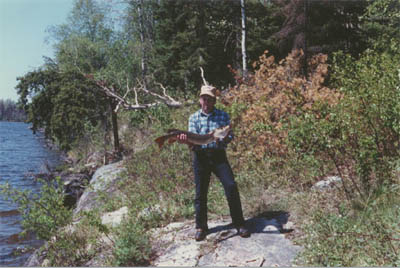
left=177, top=85, right=250, bottom=241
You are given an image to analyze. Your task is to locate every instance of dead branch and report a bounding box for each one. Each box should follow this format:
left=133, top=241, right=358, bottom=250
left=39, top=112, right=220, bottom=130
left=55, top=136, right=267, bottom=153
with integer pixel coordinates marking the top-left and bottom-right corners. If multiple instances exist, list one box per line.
left=114, top=78, right=132, bottom=113
left=138, top=80, right=182, bottom=107
left=200, top=67, right=209, bottom=86
left=94, top=79, right=182, bottom=112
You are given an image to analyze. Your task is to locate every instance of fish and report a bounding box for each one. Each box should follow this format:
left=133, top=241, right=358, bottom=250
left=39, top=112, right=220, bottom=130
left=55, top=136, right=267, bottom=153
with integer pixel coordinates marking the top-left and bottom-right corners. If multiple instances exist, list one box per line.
left=154, top=125, right=231, bottom=149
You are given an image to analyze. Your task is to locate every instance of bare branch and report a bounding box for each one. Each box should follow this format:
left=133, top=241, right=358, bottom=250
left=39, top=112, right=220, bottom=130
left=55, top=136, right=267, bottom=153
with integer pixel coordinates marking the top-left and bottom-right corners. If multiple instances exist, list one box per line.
left=94, top=78, right=182, bottom=111
left=200, top=67, right=209, bottom=86
left=133, top=87, right=139, bottom=106
left=155, top=82, right=182, bottom=107
left=114, top=77, right=132, bottom=113
left=138, top=79, right=182, bottom=107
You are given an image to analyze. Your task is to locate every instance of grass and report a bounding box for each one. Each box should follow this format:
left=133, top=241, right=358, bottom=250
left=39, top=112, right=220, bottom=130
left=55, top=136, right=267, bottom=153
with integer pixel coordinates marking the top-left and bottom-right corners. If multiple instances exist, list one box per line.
left=296, top=183, right=400, bottom=266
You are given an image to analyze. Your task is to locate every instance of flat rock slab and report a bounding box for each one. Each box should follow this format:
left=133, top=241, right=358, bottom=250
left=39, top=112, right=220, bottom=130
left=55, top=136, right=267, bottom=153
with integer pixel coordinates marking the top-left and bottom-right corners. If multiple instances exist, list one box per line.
left=151, top=217, right=301, bottom=267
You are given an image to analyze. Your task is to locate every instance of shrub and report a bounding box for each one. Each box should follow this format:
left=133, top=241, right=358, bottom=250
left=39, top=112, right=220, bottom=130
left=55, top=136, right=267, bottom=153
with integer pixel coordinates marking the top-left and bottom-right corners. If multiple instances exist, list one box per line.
left=0, top=176, right=72, bottom=240
left=112, top=218, right=151, bottom=266
left=288, top=47, right=400, bottom=202
left=222, top=50, right=341, bottom=186
left=43, top=210, right=112, bottom=266
left=223, top=50, right=341, bottom=158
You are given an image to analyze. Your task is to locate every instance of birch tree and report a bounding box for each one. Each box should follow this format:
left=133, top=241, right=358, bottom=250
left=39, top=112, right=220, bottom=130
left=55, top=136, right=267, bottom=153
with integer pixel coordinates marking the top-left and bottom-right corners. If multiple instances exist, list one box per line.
left=240, top=0, right=247, bottom=76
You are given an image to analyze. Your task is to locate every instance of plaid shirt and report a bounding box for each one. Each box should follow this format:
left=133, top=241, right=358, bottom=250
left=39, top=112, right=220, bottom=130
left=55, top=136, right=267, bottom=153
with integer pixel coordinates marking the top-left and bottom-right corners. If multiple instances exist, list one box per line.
left=188, top=108, right=233, bottom=149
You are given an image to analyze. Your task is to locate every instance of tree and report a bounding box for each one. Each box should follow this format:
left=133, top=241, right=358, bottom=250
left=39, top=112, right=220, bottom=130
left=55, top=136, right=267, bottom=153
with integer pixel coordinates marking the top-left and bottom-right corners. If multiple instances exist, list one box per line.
left=16, top=64, right=106, bottom=150
left=150, top=0, right=283, bottom=92
left=361, top=0, right=400, bottom=52
left=273, top=0, right=369, bottom=66
left=48, top=0, right=121, bottom=153
left=0, top=99, right=26, bottom=122
left=240, top=0, right=247, bottom=76
left=125, top=0, right=155, bottom=89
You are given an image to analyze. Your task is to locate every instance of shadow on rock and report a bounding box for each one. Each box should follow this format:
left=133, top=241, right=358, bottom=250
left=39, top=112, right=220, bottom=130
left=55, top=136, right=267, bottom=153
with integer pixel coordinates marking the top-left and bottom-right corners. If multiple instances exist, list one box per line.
left=151, top=211, right=302, bottom=267
left=208, top=210, right=294, bottom=243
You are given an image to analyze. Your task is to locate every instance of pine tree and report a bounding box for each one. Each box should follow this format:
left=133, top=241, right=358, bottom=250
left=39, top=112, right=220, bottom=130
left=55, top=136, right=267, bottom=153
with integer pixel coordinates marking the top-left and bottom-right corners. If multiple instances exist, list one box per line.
left=273, top=0, right=369, bottom=62
left=150, top=0, right=283, bottom=92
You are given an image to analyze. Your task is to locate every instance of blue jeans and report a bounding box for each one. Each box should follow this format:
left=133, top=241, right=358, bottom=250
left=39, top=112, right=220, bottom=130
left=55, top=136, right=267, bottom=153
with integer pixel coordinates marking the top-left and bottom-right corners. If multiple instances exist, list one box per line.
left=192, top=149, right=245, bottom=230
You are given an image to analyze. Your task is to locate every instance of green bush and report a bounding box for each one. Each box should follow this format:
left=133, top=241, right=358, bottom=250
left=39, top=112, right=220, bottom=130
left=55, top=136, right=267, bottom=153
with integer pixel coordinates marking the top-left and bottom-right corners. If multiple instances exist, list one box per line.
left=44, top=210, right=111, bottom=266
left=129, top=103, right=173, bottom=128
left=287, top=47, right=400, bottom=203
left=0, top=176, right=72, bottom=240
left=113, top=217, right=151, bottom=266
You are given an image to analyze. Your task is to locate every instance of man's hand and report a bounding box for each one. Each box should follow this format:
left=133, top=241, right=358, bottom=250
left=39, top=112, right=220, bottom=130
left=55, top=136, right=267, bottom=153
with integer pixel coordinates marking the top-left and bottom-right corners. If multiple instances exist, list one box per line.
left=177, top=133, right=187, bottom=144
left=177, top=133, right=194, bottom=149
left=221, top=130, right=233, bottom=144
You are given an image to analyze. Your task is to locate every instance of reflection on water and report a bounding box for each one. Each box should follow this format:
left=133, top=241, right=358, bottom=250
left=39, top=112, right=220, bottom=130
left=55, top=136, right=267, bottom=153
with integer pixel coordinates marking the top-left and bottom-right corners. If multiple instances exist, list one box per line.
left=0, top=122, right=61, bottom=266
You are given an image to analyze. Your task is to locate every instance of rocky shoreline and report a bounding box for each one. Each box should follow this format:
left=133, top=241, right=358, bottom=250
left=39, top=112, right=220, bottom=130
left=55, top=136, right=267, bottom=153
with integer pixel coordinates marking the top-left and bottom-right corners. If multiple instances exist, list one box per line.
left=24, top=160, right=126, bottom=266
left=25, top=158, right=303, bottom=267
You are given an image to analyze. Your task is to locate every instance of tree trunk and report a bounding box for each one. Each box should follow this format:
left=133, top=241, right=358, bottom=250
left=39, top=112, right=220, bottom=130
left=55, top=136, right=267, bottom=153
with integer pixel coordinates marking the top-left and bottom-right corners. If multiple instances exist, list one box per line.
left=303, top=0, right=308, bottom=76
left=240, top=0, right=247, bottom=77
left=103, top=112, right=109, bottom=165
left=137, top=0, right=148, bottom=89
left=109, top=99, right=120, bottom=153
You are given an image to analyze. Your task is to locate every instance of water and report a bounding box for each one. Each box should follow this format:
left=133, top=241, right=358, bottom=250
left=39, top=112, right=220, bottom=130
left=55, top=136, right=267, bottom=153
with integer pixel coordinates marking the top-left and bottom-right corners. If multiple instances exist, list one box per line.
left=0, top=122, right=61, bottom=266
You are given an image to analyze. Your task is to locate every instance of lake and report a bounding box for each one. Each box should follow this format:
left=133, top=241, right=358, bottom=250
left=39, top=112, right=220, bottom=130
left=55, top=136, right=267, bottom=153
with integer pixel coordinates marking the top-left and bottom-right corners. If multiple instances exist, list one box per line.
left=0, top=122, right=61, bottom=266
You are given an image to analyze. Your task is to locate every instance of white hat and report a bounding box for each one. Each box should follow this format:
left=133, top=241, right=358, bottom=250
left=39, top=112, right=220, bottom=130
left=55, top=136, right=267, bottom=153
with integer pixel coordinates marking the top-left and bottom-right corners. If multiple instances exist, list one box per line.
left=200, top=85, right=216, bottom=98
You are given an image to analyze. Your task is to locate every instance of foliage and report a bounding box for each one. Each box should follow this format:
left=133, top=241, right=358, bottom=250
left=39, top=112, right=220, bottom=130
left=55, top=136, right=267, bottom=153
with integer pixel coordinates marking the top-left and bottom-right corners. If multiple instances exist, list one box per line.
left=151, top=0, right=284, bottom=92
left=274, top=0, right=369, bottom=58
left=298, top=184, right=400, bottom=266
left=45, top=210, right=112, bottom=266
left=121, top=134, right=195, bottom=223
left=361, top=0, right=400, bottom=51
left=219, top=42, right=400, bottom=266
left=222, top=49, right=340, bottom=161
left=128, top=103, right=173, bottom=128
left=112, top=217, right=151, bottom=266
left=288, top=46, right=400, bottom=202
left=0, top=176, right=72, bottom=241
left=45, top=230, right=94, bottom=266
left=16, top=67, right=107, bottom=150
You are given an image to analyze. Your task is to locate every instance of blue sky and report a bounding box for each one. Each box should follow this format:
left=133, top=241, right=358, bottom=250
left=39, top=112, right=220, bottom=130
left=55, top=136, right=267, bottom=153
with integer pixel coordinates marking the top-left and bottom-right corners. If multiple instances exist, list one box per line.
left=0, top=0, right=74, bottom=101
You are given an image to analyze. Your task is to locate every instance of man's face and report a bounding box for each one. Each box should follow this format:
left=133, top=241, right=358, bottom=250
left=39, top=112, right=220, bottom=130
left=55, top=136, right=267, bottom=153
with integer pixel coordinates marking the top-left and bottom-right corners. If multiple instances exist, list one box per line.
left=199, top=95, right=216, bottom=114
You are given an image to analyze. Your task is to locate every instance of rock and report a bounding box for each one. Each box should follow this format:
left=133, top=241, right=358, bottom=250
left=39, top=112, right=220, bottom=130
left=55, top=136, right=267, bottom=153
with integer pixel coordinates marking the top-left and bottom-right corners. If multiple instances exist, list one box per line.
left=24, top=244, right=48, bottom=267
left=41, top=259, right=50, bottom=267
left=62, top=173, right=90, bottom=208
left=74, top=161, right=127, bottom=215
left=313, top=176, right=342, bottom=190
left=86, top=151, right=103, bottom=168
left=151, top=217, right=302, bottom=267
left=101, top=206, right=129, bottom=227
left=138, top=204, right=166, bottom=220
left=284, top=221, right=295, bottom=230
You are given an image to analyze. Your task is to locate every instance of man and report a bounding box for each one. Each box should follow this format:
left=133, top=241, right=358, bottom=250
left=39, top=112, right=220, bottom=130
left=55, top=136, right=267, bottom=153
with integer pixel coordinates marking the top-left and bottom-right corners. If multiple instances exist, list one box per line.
left=177, top=85, right=250, bottom=241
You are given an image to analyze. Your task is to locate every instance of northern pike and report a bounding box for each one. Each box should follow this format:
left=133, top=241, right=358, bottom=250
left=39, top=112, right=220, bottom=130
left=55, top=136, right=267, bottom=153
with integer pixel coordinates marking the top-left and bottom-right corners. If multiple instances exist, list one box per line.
left=154, top=125, right=231, bottom=149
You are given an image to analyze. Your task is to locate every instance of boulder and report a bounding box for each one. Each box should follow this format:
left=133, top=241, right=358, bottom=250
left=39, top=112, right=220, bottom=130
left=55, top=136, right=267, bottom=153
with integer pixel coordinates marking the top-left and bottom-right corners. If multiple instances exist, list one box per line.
left=74, top=161, right=127, bottom=215
left=24, top=243, right=48, bottom=267
left=101, top=206, right=129, bottom=227
left=62, top=173, right=90, bottom=208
